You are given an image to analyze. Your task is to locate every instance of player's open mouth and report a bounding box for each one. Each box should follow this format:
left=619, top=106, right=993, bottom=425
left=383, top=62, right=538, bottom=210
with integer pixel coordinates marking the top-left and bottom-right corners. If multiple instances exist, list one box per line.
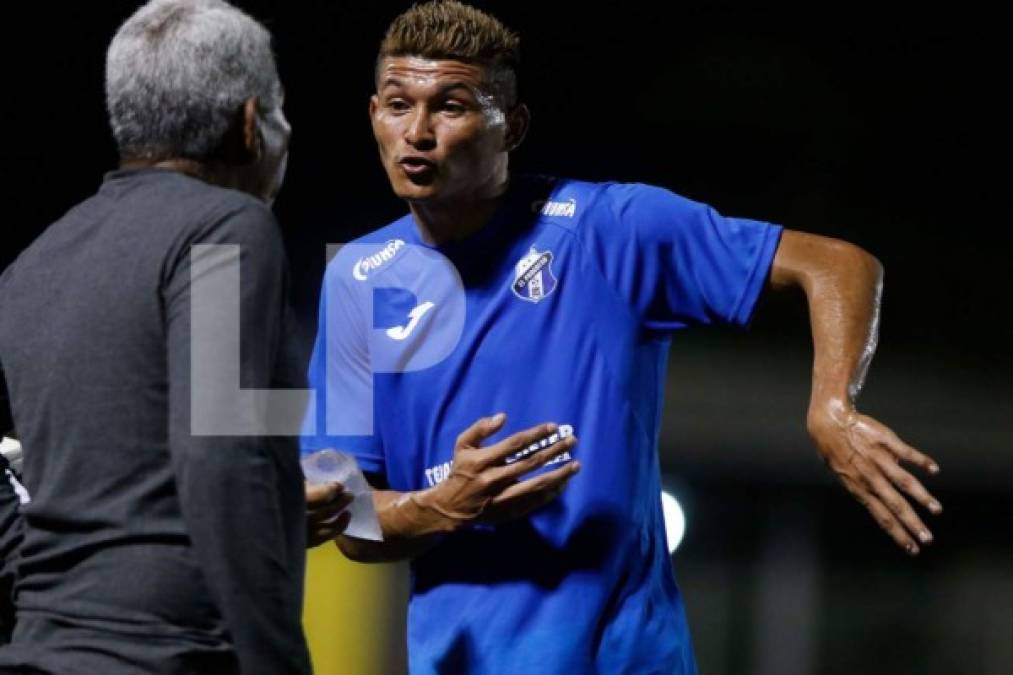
left=398, top=157, right=436, bottom=176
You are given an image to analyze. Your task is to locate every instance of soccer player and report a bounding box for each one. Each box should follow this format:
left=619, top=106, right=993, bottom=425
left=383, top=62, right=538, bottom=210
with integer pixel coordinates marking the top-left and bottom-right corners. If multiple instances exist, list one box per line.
left=0, top=1, right=327, bottom=672
left=305, top=2, right=943, bottom=672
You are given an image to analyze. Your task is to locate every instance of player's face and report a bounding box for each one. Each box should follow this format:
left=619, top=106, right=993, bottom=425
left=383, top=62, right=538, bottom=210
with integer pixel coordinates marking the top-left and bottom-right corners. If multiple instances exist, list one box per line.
left=371, top=56, right=510, bottom=204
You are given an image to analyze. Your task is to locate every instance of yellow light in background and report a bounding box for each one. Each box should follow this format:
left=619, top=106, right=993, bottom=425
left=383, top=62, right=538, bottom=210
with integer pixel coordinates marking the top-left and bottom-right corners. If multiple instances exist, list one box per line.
left=303, top=544, right=393, bottom=674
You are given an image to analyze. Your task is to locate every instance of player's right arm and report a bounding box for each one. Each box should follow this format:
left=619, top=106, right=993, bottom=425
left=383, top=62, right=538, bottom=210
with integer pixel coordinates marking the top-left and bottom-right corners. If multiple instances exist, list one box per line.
left=330, top=414, right=579, bottom=563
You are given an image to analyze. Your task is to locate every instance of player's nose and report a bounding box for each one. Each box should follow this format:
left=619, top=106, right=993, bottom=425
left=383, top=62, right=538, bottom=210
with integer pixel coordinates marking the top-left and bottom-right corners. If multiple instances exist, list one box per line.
left=404, top=109, right=436, bottom=151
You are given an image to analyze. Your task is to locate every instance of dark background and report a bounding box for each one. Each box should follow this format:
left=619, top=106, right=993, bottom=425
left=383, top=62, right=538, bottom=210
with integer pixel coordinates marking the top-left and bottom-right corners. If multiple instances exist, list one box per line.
left=3, top=3, right=1008, bottom=674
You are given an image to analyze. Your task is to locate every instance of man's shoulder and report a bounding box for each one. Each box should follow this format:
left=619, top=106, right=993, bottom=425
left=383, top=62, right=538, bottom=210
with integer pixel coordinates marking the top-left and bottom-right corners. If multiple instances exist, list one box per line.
left=521, top=174, right=680, bottom=226
left=46, top=170, right=275, bottom=248
left=536, top=176, right=709, bottom=231
left=323, top=214, right=414, bottom=289
left=523, top=174, right=607, bottom=215
left=144, top=170, right=279, bottom=237
left=89, top=169, right=276, bottom=240
left=122, top=173, right=287, bottom=265
left=347, top=213, right=415, bottom=245
left=2, top=172, right=281, bottom=302
left=520, top=174, right=623, bottom=238
left=0, top=190, right=106, bottom=300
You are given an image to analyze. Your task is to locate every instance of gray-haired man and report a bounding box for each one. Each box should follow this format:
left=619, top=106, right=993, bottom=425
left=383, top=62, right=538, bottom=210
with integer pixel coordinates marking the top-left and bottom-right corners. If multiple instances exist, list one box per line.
left=0, top=1, right=322, bottom=672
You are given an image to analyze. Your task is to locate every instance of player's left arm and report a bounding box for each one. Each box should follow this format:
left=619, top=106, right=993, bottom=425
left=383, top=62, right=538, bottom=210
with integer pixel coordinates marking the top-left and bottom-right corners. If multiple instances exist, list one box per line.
left=769, top=229, right=943, bottom=555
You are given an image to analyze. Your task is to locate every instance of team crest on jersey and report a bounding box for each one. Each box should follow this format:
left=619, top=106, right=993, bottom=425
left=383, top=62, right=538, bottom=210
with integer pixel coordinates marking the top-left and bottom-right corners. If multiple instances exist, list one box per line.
left=512, top=247, right=558, bottom=303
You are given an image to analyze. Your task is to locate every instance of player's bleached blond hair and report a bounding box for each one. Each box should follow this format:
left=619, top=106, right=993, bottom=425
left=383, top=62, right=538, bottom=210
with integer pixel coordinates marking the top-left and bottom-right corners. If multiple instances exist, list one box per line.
left=378, top=0, right=520, bottom=107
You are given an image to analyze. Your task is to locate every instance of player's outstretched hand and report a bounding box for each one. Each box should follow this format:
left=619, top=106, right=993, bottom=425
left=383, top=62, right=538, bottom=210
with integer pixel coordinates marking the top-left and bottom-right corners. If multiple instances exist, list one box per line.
left=417, top=413, right=579, bottom=525
left=305, top=481, right=354, bottom=547
left=808, top=402, right=942, bottom=555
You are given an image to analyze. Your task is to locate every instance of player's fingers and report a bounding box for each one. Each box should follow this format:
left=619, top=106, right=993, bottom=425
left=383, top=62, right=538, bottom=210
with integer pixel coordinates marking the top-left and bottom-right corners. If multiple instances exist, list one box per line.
left=482, top=422, right=560, bottom=466
left=861, top=491, right=921, bottom=555
left=486, top=489, right=559, bottom=522
left=488, top=435, right=577, bottom=485
left=863, top=463, right=933, bottom=547
left=488, top=485, right=565, bottom=521
left=872, top=450, right=943, bottom=515
left=454, top=413, right=507, bottom=449
left=879, top=431, right=940, bottom=475
left=490, top=460, right=580, bottom=505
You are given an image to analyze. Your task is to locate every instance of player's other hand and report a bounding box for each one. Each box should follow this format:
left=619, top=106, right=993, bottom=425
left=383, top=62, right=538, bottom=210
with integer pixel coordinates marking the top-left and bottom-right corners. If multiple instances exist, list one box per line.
left=305, top=481, right=354, bottom=547
left=415, top=413, right=580, bottom=527
left=808, top=400, right=942, bottom=555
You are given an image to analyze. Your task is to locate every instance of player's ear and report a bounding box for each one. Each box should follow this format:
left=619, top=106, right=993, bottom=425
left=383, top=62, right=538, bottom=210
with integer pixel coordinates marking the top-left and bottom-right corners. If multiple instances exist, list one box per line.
left=504, top=103, right=530, bottom=152
left=369, top=94, right=379, bottom=119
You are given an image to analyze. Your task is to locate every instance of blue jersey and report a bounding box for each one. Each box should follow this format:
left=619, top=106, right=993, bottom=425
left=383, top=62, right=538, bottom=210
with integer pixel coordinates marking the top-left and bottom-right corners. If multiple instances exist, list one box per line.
left=303, top=176, right=782, bottom=674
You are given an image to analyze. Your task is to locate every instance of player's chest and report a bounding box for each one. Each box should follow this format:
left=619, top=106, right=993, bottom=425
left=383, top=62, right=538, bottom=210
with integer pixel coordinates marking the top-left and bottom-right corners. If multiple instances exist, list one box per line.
left=368, top=227, right=588, bottom=368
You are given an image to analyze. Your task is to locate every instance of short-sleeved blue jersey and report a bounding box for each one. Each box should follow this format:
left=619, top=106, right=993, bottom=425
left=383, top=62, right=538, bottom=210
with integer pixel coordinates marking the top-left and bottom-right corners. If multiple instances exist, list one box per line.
left=303, top=175, right=782, bottom=674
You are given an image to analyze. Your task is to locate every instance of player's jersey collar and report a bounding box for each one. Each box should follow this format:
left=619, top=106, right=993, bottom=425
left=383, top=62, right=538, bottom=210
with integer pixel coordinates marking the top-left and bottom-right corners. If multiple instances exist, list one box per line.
left=404, top=174, right=555, bottom=256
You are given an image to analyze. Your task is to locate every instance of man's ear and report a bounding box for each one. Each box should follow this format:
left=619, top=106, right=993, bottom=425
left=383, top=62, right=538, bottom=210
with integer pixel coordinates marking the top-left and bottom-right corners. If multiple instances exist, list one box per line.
left=504, top=103, right=530, bottom=152
left=241, top=96, right=261, bottom=162
left=369, top=94, right=379, bottom=119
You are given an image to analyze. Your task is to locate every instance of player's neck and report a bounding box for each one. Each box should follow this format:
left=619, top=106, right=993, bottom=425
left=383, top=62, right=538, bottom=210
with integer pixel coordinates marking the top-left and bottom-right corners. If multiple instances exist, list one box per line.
left=410, top=190, right=506, bottom=246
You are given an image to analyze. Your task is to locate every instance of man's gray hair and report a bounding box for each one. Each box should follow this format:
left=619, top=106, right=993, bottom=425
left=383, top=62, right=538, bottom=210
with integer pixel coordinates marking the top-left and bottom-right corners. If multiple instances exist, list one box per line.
left=106, top=0, right=281, bottom=161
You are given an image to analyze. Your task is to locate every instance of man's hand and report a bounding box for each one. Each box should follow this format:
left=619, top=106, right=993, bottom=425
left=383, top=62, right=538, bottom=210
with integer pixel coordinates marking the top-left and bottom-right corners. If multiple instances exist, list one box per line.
left=412, top=413, right=580, bottom=528
left=334, top=415, right=579, bottom=563
left=306, top=482, right=354, bottom=548
left=808, top=401, right=942, bottom=555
